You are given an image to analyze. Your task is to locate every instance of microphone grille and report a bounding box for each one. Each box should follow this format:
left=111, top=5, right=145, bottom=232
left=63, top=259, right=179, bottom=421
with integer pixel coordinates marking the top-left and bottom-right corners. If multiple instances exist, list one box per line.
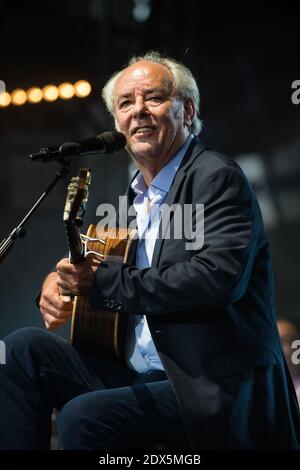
left=98, top=131, right=126, bottom=153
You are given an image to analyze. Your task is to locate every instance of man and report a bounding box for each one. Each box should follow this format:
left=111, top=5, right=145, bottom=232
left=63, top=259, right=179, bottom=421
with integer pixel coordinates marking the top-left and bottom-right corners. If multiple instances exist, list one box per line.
left=1, top=51, right=299, bottom=450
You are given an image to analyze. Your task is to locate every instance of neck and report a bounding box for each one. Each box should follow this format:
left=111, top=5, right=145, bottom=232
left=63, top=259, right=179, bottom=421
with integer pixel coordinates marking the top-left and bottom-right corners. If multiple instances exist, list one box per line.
left=135, top=162, right=165, bottom=187
left=132, top=133, right=190, bottom=187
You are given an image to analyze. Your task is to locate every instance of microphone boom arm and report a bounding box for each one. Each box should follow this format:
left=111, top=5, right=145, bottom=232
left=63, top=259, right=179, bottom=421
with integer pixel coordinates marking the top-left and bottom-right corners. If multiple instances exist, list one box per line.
left=29, top=131, right=126, bottom=163
left=0, top=163, right=71, bottom=263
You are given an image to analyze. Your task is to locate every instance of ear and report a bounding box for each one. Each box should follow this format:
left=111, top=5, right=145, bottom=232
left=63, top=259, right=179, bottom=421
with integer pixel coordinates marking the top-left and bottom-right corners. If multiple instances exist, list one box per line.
left=183, top=99, right=195, bottom=128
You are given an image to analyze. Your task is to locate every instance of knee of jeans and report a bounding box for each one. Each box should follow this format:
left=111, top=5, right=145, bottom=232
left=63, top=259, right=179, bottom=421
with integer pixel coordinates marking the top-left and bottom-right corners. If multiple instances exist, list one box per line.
left=5, top=327, right=51, bottom=357
left=56, top=402, right=79, bottom=449
left=57, top=392, right=107, bottom=430
left=56, top=395, right=98, bottom=448
left=56, top=392, right=125, bottom=449
left=56, top=399, right=78, bottom=434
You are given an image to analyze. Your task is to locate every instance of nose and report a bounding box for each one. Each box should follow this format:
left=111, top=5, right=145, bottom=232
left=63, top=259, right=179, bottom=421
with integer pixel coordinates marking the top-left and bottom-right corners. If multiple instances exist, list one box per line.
left=132, top=96, right=149, bottom=118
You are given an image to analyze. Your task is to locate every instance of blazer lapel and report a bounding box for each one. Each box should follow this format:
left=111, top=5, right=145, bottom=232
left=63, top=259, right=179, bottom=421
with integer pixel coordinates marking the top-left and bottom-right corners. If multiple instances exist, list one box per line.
left=151, top=137, right=206, bottom=268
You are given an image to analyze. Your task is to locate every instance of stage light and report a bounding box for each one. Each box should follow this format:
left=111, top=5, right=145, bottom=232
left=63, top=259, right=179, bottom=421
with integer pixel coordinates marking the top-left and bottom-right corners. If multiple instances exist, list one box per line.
left=133, top=0, right=151, bottom=22
left=0, top=80, right=92, bottom=108
left=43, top=84, right=59, bottom=102
left=74, top=80, right=91, bottom=98
left=27, top=87, right=43, bottom=104
left=58, top=82, right=75, bottom=100
left=11, top=89, right=27, bottom=106
left=0, top=92, right=11, bottom=107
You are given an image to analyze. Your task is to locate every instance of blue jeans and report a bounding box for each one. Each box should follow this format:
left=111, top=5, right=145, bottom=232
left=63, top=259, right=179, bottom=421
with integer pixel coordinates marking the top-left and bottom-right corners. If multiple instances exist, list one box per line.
left=0, top=327, right=188, bottom=449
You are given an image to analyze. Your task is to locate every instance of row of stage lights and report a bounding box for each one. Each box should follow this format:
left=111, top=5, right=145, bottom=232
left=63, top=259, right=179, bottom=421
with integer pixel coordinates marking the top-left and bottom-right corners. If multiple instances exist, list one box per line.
left=0, top=80, right=91, bottom=107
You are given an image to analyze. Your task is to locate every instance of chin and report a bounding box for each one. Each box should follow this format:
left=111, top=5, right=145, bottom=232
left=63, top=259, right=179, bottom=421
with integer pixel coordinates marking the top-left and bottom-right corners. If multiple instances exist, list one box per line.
left=130, top=142, right=159, bottom=159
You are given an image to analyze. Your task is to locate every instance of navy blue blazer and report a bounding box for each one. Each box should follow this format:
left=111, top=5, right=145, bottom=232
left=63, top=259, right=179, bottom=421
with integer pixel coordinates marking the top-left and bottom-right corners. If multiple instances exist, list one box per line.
left=90, top=137, right=300, bottom=449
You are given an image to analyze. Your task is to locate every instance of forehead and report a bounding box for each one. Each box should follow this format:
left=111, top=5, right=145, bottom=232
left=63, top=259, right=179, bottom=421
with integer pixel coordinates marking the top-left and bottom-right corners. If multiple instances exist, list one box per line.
left=115, top=61, right=174, bottom=96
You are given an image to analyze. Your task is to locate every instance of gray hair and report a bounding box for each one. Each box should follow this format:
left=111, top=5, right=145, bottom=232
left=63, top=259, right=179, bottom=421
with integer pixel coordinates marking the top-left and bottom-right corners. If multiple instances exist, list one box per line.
left=101, top=51, right=202, bottom=135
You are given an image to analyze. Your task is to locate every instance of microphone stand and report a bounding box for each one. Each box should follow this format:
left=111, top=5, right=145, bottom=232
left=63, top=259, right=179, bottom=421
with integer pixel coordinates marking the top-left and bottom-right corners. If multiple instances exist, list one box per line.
left=0, top=162, right=71, bottom=263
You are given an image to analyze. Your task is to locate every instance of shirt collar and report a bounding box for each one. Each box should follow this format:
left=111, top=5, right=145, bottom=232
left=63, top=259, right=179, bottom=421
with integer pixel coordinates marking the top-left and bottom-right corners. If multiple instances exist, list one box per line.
left=131, top=134, right=193, bottom=197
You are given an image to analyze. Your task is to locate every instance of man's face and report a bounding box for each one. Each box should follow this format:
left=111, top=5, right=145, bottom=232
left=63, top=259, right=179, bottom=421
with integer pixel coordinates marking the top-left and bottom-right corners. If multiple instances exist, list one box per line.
left=114, top=61, right=191, bottom=166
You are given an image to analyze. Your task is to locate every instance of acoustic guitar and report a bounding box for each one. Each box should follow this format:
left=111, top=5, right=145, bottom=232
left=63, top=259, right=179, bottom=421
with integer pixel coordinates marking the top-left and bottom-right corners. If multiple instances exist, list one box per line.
left=63, top=167, right=134, bottom=360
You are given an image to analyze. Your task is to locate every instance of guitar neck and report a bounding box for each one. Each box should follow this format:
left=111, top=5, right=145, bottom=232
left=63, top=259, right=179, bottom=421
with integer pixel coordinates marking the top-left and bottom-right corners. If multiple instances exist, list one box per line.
left=63, top=167, right=91, bottom=265
left=65, top=222, right=85, bottom=264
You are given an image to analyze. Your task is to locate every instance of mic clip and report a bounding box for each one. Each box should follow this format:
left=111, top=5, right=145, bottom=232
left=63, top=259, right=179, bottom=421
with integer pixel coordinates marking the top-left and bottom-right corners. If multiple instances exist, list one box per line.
left=29, top=142, right=82, bottom=163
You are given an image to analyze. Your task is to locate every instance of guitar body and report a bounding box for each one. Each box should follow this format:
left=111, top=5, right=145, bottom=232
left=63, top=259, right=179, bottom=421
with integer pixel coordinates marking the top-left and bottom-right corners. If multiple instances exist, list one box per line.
left=70, top=224, right=133, bottom=360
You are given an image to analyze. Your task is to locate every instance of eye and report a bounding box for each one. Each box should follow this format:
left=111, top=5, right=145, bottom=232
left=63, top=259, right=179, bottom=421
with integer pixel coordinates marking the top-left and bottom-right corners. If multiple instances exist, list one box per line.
left=148, top=96, right=163, bottom=103
left=119, top=100, right=131, bottom=109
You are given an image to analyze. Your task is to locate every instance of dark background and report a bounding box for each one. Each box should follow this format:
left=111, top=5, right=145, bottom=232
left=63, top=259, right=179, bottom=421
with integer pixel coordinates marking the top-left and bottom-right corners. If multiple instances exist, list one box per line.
left=1, top=0, right=300, bottom=339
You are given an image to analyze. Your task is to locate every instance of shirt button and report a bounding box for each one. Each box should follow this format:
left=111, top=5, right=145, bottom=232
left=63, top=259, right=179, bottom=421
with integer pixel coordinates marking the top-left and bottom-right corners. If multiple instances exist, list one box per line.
left=146, top=358, right=151, bottom=364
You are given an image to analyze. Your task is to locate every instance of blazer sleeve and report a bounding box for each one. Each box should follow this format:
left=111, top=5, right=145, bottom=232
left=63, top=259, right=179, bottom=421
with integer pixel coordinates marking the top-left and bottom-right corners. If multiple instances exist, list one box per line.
left=89, top=166, right=256, bottom=315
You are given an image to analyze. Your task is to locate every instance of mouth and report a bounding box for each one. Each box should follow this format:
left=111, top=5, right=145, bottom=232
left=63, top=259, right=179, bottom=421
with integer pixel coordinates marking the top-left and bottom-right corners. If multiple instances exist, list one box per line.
left=131, top=125, right=157, bottom=136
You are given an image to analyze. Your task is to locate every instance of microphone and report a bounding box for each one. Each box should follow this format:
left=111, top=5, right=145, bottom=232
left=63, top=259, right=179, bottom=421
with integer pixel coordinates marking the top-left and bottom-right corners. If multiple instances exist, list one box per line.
left=29, top=131, right=126, bottom=162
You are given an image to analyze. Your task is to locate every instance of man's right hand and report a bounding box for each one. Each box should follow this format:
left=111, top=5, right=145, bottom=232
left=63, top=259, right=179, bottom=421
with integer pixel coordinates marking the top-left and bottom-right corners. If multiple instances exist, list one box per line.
left=39, top=272, right=73, bottom=330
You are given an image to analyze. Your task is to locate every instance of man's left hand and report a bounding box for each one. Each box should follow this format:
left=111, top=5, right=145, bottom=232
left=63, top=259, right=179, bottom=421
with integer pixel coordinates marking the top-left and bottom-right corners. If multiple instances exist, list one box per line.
left=56, top=255, right=100, bottom=296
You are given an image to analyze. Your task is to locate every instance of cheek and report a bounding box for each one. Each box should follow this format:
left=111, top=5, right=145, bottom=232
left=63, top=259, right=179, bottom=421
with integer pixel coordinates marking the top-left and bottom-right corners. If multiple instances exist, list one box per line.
left=115, top=114, right=129, bottom=132
left=159, top=112, right=183, bottom=134
left=160, top=103, right=184, bottom=128
left=171, top=103, right=184, bottom=121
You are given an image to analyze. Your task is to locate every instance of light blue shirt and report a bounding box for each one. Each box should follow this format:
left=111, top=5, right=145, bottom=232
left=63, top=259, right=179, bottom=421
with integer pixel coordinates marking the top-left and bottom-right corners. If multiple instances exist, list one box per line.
left=127, top=135, right=193, bottom=373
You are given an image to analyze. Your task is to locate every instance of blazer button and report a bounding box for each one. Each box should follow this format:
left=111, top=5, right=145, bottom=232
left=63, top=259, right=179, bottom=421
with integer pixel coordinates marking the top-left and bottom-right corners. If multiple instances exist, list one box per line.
left=116, top=302, right=123, bottom=311
left=108, top=300, right=115, bottom=309
left=104, top=299, right=110, bottom=308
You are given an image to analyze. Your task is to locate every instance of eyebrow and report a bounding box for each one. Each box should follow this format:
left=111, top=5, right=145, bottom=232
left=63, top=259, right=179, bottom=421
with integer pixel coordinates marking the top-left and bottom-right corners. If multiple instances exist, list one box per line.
left=117, top=93, right=131, bottom=100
